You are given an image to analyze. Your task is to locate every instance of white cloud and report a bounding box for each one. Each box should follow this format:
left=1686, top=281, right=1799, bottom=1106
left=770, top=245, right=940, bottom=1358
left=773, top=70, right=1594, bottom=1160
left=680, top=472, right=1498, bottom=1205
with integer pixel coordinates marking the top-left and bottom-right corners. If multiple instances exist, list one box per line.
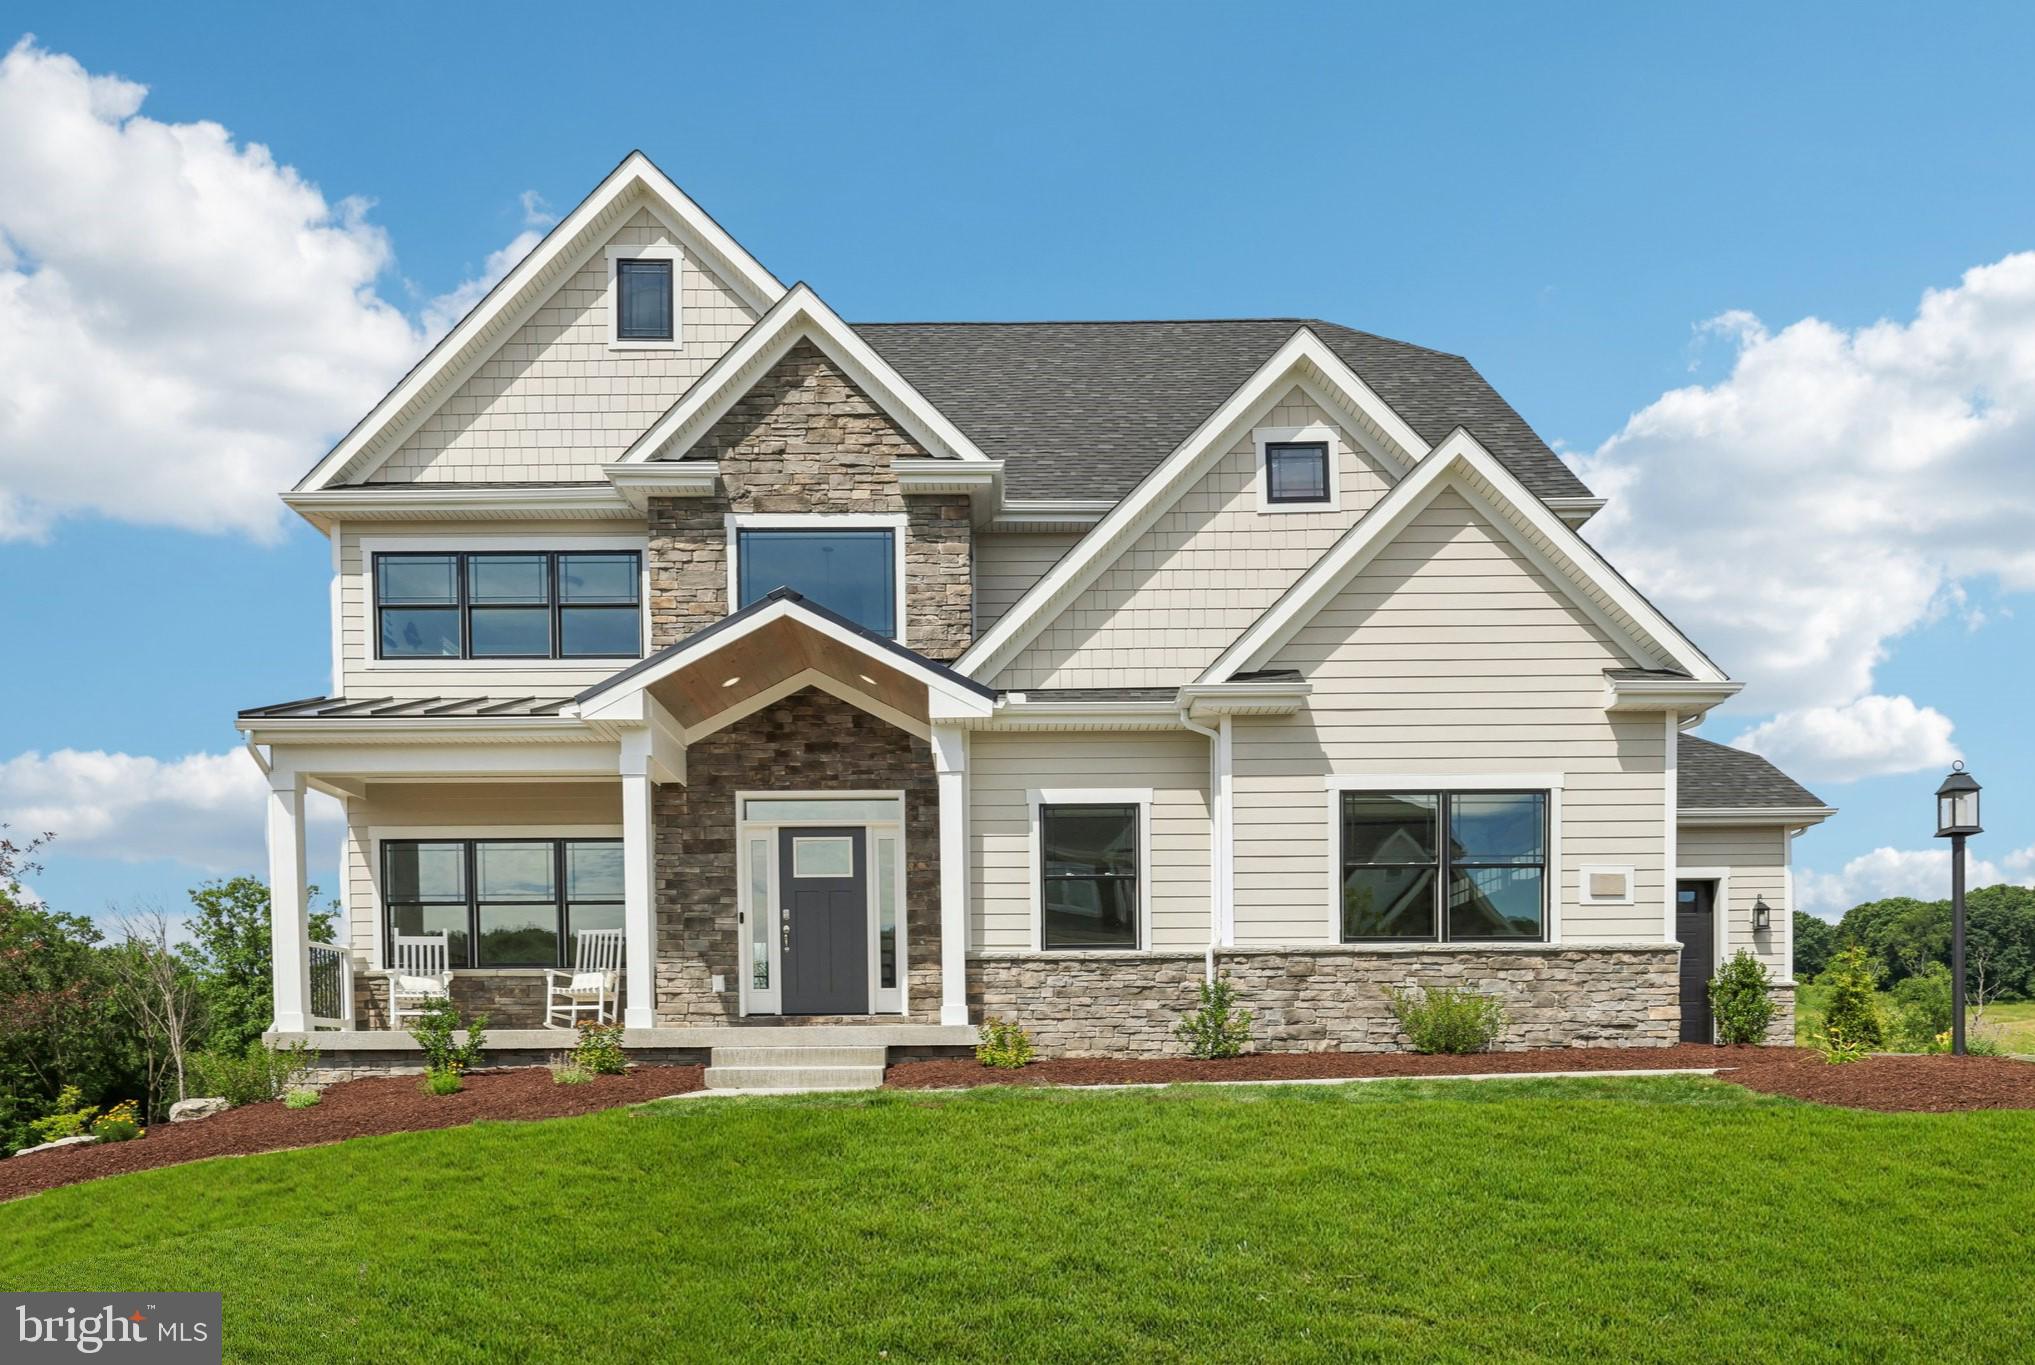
left=1798, top=845, right=2035, bottom=918
left=0, top=747, right=340, bottom=874
left=0, top=38, right=540, bottom=542
left=1730, top=694, right=1959, bottom=782
left=1572, top=252, right=2035, bottom=777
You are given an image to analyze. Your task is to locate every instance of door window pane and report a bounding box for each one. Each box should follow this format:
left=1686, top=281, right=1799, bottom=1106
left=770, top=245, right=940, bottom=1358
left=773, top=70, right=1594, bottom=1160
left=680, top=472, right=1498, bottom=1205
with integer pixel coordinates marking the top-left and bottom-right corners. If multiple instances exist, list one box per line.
left=876, top=835, right=899, bottom=991
left=1040, top=804, right=1138, bottom=950
left=380, top=608, right=461, bottom=657
left=1343, top=865, right=1438, bottom=939
left=747, top=837, right=771, bottom=990
left=477, top=904, right=557, bottom=966
left=476, top=842, right=556, bottom=901
left=616, top=258, right=673, bottom=340
left=559, top=554, right=639, bottom=602
left=469, top=608, right=551, bottom=657
left=1449, top=867, right=1545, bottom=939
left=736, top=529, right=896, bottom=636
left=560, top=607, right=639, bottom=657
left=467, top=554, right=549, bottom=604
left=743, top=798, right=902, bottom=823
left=791, top=836, right=855, bottom=879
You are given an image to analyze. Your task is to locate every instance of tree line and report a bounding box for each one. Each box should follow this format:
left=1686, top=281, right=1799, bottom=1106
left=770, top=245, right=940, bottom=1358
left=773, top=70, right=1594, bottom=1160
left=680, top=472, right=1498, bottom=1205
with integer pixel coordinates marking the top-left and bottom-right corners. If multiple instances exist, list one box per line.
left=1793, top=883, right=2035, bottom=1001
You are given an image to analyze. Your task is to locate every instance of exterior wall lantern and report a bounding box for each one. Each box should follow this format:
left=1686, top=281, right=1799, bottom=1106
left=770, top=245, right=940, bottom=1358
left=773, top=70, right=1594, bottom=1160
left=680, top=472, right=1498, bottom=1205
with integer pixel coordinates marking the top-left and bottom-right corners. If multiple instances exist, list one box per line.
left=1933, top=762, right=1982, bottom=1055
left=1752, top=900, right=1771, bottom=932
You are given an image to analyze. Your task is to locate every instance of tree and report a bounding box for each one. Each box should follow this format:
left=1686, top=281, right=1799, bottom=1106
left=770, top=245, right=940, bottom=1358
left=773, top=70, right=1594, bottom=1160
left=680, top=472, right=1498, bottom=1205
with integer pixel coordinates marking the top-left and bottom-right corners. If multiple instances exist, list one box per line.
left=1793, top=912, right=1836, bottom=981
left=1820, top=943, right=1884, bottom=1049
left=108, top=908, right=204, bottom=1120
left=180, top=877, right=335, bottom=1056
left=1836, top=896, right=1948, bottom=988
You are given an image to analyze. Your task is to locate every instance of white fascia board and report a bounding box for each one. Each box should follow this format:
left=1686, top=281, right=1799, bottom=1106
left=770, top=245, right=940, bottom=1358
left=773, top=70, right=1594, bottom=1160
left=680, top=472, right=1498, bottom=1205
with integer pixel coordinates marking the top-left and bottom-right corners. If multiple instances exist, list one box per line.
left=1605, top=677, right=1744, bottom=713
left=614, top=283, right=993, bottom=468
left=603, top=461, right=721, bottom=510
left=1176, top=680, right=1311, bottom=718
left=1199, top=429, right=1731, bottom=686
left=1546, top=495, right=1608, bottom=527
left=282, top=485, right=636, bottom=531
left=970, top=700, right=1184, bottom=732
left=239, top=718, right=598, bottom=749
left=296, top=152, right=784, bottom=493
left=954, top=326, right=1432, bottom=681
left=1678, top=806, right=1838, bottom=827
left=988, top=499, right=1113, bottom=533
left=894, top=458, right=1005, bottom=527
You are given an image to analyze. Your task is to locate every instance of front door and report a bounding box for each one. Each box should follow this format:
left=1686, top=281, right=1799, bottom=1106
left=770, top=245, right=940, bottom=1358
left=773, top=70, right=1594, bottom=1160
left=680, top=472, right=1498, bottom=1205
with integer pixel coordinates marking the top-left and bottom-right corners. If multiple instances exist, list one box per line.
left=1676, top=880, right=1717, bottom=1043
left=779, top=827, right=868, bottom=1014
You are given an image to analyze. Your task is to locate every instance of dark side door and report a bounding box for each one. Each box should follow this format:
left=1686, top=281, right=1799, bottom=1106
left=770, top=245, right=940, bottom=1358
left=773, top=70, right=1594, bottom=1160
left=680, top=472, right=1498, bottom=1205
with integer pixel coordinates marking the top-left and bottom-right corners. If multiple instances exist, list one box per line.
left=779, top=827, right=869, bottom=1015
left=1676, top=880, right=1716, bottom=1043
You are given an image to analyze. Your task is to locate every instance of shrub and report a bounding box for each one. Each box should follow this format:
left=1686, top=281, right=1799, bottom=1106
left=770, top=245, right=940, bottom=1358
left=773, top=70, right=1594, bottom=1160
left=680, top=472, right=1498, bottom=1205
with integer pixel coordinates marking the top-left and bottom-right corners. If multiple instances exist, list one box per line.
left=1890, top=964, right=1953, bottom=1051
left=1708, top=950, right=1778, bottom=1044
left=28, top=1086, right=99, bottom=1144
left=1819, top=944, right=1884, bottom=1050
left=1387, top=984, right=1507, bottom=1054
left=1175, top=973, right=1255, bottom=1059
left=550, top=1064, right=594, bottom=1086
left=188, top=1041, right=319, bottom=1107
left=574, top=1021, right=627, bottom=1076
left=976, top=1018, right=1036, bottom=1069
left=1816, top=1024, right=1874, bottom=1064
left=420, top=1067, right=464, bottom=1096
left=88, top=1100, right=143, bottom=1143
left=1965, top=1032, right=2007, bottom=1058
left=283, top=1088, right=322, bottom=1110
left=409, top=996, right=489, bottom=1075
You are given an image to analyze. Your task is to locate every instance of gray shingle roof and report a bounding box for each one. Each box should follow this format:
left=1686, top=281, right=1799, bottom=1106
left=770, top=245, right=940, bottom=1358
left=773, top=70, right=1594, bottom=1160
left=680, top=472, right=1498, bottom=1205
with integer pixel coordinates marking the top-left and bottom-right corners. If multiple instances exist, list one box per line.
left=1679, top=735, right=1828, bottom=810
left=855, top=319, right=1589, bottom=503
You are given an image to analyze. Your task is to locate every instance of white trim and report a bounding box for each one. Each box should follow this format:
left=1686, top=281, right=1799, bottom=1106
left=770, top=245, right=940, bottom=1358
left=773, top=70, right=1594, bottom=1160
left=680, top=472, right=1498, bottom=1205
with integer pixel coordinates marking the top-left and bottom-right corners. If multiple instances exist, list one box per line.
left=298, top=151, right=784, bottom=492
left=328, top=525, right=344, bottom=698
left=1579, top=866, right=1637, bottom=907
left=1320, top=773, right=1564, bottom=947
left=1026, top=787, right=1155, bottom=954
left=1545, top=495, right=1608, bottom=527
left=1201, top=428, right=1731, bottom=686
left=1253, top=424, right=1343, bottom=514
left=956, top=325, right=1430, bottom=680
left=724, top=512, right=910, bottom=647
left=1674, top=866, right=1733, bottom=983
left=1663, top=711, right=1679, bottom=942
left=933, top=727, right=970, bottom=1025
left=684, top=668, right=931, bottom=744
left=1677, top=806, right=1838, bottom=826
left=357, top=532, right=649, bottom=673
left=616, top=283, right=993, bottom=467
left=1606, top=676, right=1742, bottom=713
left=604, top=244, right=684, bottom=351
left=284, top=486, right=638, bottom=533
left=603, top=461, right=719, bottom=509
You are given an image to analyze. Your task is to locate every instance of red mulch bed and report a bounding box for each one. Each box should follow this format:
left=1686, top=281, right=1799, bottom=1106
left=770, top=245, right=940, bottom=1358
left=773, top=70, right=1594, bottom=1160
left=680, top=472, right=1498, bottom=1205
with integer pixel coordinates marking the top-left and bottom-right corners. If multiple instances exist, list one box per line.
left=0, top=1065, right=702, bottom=1203
left=887, top=1044, right=2035, bottom=1113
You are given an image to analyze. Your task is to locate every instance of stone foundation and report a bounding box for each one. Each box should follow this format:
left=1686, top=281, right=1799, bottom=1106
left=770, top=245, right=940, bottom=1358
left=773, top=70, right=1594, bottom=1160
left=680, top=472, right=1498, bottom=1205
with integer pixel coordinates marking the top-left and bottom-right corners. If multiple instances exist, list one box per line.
left=969, top=944, right=1684, bottom=1057
left=350, top=970, right=602, bottom=1030
left=1764, top=984, right=1797, bottom=1047
left=296, top=1047, right=707, bottom=1083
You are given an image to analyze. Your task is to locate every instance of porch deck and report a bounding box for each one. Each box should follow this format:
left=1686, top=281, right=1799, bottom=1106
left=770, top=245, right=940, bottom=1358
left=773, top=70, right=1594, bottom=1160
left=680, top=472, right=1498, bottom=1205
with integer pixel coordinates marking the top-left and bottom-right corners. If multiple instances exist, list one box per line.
left=267, top=1023, right=979, bottom=1052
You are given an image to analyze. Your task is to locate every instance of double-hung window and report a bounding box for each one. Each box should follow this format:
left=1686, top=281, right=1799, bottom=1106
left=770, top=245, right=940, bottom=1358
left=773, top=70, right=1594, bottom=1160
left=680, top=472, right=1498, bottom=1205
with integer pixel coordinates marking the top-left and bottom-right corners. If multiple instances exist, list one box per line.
left=375, top=551, right=642, bottom=660
left=734, top=526, right=898, bottom=637
left=1039, top=802, right=1141, bottom=950
left=1339, top=790, right=1548, bottom=942
left=384, top=838, right=625, bottom=969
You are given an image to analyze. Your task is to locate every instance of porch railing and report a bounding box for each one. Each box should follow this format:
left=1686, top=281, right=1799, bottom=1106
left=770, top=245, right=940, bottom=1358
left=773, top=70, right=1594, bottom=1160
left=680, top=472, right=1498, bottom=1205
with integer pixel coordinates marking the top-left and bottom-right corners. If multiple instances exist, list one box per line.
left=307, top=942, right=354, bottom=1030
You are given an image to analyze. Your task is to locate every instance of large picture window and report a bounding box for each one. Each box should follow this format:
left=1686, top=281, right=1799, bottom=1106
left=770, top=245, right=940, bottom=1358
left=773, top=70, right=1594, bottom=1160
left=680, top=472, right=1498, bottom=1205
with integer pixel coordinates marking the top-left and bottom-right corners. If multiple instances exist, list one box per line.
left=1039, top=803, right=1140, bottom=950
left=734, top=527, right=897, bottom=637
left=384, top=838, right=624, bottom=968
left=375, top=551, right=641, bottom=660
left=1339, top=790, right=1547, bottom=942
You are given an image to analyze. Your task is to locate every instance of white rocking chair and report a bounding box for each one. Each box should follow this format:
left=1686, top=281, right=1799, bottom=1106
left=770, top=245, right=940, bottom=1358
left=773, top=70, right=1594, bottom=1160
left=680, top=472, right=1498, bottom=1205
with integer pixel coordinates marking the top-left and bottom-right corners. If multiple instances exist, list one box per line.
left=546, top=928, right=624, bottom=1030
left=383, top=933, right=453, bottom=1029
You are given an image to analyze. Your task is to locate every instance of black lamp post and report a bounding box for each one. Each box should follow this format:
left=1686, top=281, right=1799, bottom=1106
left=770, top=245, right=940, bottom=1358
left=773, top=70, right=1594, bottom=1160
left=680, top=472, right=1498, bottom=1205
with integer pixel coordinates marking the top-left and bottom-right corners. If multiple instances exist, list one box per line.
left=1934, top=763, right=1982, bottom=1055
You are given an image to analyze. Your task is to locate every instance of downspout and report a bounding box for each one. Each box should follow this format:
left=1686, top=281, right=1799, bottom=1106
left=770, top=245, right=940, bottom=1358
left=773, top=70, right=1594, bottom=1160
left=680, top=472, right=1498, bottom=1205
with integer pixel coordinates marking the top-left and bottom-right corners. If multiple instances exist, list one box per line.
left=1178, top=706, right=1227, bottom=984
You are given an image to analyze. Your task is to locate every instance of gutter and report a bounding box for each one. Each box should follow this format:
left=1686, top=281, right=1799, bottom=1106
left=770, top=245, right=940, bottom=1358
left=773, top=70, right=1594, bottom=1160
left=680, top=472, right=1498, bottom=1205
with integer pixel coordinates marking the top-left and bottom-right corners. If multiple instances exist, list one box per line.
left=1177, top=707, right=1231, bottom=983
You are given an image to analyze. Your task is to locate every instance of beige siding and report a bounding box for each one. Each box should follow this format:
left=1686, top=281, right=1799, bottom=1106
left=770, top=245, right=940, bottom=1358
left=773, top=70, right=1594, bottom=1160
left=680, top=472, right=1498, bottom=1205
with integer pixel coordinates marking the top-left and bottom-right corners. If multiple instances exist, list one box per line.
left=969, top=731, right=1211, bottom=951
left=999, top=388, right=1397, bottom=689
left=974, top=531, right=1081, bottom=635
left=370, top=208, right=759, bottom=484
left=336, top=519, right=647, bottom=698
left=1677, top=824, right=1791, bottom=980
left=341, top=782, right=622, bottom=961
left=1232, top=487, right=1664, bottom=947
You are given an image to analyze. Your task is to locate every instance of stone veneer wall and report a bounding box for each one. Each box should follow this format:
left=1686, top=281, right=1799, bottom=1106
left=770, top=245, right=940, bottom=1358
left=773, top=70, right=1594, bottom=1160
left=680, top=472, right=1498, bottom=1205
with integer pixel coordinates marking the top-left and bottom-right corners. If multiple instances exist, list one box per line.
left=350, top=970, right=576, bottom=1030
left=1765, top=985, right=1797, bottom=1047
left=969, top=945, right=1685, bottom=1056
left=653, top=687, right=941, bottom=1023
left=645, top=337, right=972, bottom=658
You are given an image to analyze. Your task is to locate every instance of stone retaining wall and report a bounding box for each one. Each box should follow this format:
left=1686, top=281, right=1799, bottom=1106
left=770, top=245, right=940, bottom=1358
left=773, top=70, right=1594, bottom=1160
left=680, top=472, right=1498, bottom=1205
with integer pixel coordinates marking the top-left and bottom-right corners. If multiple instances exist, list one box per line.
left=969, top=944, right=1684, bottom=1057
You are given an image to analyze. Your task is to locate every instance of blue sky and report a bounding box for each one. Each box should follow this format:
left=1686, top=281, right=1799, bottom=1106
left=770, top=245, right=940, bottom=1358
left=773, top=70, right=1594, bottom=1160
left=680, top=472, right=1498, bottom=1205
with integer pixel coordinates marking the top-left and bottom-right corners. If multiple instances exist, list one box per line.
left=2, top=2, right=2031, bottom=922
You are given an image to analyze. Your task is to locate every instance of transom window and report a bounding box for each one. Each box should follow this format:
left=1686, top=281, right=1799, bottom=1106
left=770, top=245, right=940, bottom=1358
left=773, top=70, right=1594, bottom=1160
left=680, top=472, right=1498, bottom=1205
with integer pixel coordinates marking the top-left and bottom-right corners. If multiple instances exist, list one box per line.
left=735, top=527, right=897, bottom=637
left=1339, top=791, right=1548, bottom=942
left=615, top=258, right=674, bottom=341
left=384, top=838, right=623, bottom=968
left=1265, top=440, right=1331, bottom=504
left=1040, top=803, right=1140, bottom=950
left=375, top=551, right=641, bottom=660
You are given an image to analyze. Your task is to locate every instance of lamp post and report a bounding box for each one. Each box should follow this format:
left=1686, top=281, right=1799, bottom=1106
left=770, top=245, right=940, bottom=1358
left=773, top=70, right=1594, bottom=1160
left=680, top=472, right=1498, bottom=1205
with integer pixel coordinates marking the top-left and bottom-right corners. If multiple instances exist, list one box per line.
left=1934, top=763, right=1982, bottom=1056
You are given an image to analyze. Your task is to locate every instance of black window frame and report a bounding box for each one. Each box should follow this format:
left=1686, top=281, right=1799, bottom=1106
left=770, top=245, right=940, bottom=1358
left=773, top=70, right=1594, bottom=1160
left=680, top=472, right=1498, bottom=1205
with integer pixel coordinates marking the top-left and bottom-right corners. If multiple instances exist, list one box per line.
left=1338, top=789, right=1549, bottom=944
left=734, top=526, right=899, bottom=638
left=1265, top=440, right=1332, bottom=505
left=614, top=257, right=674, bottom=341
left=383, top=837, right=625, bottom=970
left=1038, top=802, right=1141, bottom=952
left=373, top=550, right=642, bottom=661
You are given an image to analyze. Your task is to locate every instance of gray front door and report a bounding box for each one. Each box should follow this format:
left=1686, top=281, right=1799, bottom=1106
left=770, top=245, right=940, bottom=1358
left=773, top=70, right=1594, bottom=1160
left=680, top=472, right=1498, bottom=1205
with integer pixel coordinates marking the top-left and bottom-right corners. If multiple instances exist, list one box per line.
left=780, top=827, right=868, bottom=1014
left=1676, top=880, right=1716, bottom=1043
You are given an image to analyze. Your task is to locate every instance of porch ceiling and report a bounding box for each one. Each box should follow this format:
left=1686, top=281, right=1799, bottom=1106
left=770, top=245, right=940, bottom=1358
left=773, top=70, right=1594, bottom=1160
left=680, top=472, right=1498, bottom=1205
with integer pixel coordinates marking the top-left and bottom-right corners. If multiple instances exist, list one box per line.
left=645, top=615, right=931, bottom=736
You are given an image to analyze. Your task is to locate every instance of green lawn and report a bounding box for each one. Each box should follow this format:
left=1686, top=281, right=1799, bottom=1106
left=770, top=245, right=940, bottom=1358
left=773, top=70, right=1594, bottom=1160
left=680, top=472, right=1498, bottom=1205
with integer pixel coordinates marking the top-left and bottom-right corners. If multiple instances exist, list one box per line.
left=5, top=1078, right=2033, bottom=1362
left=1795, top=982, right=2035, bottom=1051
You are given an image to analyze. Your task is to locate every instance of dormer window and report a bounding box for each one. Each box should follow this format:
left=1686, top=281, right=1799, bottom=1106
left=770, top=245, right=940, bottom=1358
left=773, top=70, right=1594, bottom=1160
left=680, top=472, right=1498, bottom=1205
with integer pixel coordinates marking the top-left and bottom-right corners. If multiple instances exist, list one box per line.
left=1254, top=423, right=1342, bottom=512
left=606, top=246, right=682, bottom=349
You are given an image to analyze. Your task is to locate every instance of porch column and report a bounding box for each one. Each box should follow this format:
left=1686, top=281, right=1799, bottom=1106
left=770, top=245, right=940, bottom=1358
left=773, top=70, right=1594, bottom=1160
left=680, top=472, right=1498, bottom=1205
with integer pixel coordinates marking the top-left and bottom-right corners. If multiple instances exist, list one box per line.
left=267, top=769, right=311, bottom=1033
left=933, top=724, right=970, bottom=1026
left=620, top=764, right=657, bottom=1030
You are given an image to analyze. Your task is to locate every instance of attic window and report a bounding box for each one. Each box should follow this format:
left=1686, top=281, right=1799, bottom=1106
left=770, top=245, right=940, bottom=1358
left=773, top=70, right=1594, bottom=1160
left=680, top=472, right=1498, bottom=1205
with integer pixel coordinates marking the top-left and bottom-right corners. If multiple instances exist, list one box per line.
left=616, top=259, right=673, bottom=340
left=1266, top=442, right=1331, bottom=504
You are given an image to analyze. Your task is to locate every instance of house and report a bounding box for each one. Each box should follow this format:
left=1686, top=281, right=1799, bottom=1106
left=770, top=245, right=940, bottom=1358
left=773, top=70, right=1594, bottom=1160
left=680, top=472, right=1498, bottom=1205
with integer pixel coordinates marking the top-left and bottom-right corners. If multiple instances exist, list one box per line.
left=239, top=152, right=1832, bottom=1077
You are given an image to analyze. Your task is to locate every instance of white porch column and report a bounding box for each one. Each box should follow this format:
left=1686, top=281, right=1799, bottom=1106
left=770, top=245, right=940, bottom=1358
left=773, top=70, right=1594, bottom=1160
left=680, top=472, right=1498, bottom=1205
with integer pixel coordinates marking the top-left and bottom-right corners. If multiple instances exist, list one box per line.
left=933, top=724, right=970, bottom=1026
left=620, top=761, right=657, bottom=1030
left=266, top=768, right=311, bottom=1033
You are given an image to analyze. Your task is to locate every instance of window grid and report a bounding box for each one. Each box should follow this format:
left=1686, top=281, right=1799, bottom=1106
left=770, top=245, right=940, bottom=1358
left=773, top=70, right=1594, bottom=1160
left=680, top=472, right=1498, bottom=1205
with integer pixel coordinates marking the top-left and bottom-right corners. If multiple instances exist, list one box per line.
left=374, top=551, right=641, bottom=661
left=1265, top=440, right=1331, bottom=504
left=384, top=838, right=624, bottom=970
left=1339, top=791, right=1548, bottom=944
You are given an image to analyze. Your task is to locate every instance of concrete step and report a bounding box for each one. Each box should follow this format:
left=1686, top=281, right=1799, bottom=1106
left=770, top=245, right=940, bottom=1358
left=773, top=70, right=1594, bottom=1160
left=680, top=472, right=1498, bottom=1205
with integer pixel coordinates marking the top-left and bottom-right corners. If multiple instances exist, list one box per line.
left=710, top=1045, right=887, bottom=1069
left=704, top=1064, right=884, bottom=1091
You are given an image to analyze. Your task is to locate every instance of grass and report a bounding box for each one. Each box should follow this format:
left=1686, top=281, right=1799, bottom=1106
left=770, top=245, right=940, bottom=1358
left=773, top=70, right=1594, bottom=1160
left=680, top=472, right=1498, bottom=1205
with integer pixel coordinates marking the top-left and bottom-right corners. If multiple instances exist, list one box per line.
left=5, top=1077, right=2035, bottom=1361
left=1796, top=982, right=2035, bottom=1051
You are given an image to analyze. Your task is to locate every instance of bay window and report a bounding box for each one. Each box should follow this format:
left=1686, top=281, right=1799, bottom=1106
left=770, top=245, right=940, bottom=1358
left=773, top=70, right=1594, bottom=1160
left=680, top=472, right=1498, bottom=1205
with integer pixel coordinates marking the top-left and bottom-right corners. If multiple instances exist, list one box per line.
left=384, top=838, right=625, bottom=969
left=1339, top=790, right=1548, bottom=942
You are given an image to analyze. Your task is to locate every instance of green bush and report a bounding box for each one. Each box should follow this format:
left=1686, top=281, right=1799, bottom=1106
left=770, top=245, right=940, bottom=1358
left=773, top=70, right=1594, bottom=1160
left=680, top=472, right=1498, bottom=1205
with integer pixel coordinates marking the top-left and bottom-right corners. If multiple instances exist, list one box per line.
left=1816, top=1024, right=1874, bottom=1064
left=1819, top=944, right=1884, bottom=1050
left=1708, top=950, right=1778, bottom=1044
left=28, top=1086, right=99, bottom=1144
left=573, top=1021, right=627, bottom=1075
left=189, top=1041, right=319, bottom=1107
left=976, top=1018, right=1036, bottom=1069
left=550, top=1064, right=594, bottom=1086
left=283, top=1088, right=321, bottom=1110
left=1890, top=964, right=1953, bottom=1050
left=1175, top=973, right=1255, bottom=1059
left=420, top=1067, right=464, bottom=1096
left=88, top=1100, right=142, bottom=1142
left=1388, top=984, right=1507, bottom=1054
left=408, top=997, right=489, bottom=1075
